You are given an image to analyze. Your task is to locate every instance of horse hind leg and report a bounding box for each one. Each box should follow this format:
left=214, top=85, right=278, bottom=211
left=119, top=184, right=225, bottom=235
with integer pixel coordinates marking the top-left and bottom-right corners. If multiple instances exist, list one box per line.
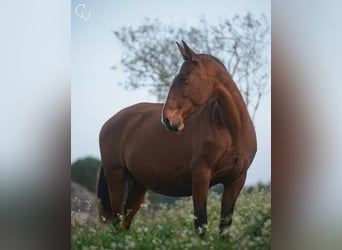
left=123, top=179, right=147, bottom=230
left=219, top=173, right=247, bottom=238
left=102, top=163, right=127, bottom=229
left=97, top=166, right=113, bottom=223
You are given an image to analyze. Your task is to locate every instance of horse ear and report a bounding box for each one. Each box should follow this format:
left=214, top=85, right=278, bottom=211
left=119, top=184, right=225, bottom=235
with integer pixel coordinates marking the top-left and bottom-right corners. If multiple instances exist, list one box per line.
left=176, top=41, right=187, bottom=60
left=176, top=40, right=198, bottom=62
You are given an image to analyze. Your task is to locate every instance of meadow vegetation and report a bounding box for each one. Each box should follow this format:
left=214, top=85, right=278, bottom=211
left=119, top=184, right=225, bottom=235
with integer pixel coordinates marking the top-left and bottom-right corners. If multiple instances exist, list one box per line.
left=71, top=185, right=270, bottom=250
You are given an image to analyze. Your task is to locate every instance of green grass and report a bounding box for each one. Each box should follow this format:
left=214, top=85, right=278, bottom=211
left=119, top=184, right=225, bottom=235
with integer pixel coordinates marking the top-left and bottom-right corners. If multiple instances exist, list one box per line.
left=71, top=187, right=271, bottom=250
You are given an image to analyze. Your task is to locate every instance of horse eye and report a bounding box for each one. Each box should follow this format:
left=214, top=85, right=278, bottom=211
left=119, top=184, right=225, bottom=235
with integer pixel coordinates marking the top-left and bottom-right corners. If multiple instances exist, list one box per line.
left=179, top=76, right=188, bottom=83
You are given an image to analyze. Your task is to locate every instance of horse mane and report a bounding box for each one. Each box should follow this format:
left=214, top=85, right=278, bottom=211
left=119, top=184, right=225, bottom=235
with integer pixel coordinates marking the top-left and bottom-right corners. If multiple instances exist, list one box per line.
left=198, top=53, right=250, bottom=136
left=199, top=54, right=228, bottom=72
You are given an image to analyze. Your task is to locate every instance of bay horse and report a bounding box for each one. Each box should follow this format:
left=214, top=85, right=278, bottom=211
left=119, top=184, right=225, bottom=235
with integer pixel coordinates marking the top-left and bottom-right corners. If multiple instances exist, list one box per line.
left=97, top=41, right=257, bottom=237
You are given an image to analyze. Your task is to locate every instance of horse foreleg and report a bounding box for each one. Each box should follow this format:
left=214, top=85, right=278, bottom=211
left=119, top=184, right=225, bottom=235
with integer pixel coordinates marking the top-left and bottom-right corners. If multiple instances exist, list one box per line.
left=219, top=173, right=246, bottom=238
left=123, top=181, right=146, bottom=229
left=191, top=168, right=211, bottom=237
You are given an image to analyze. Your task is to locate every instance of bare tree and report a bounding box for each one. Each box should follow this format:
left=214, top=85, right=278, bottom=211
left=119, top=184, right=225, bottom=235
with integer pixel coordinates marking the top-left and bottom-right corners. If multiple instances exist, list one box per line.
left=113, top=13, right=270, bottom=120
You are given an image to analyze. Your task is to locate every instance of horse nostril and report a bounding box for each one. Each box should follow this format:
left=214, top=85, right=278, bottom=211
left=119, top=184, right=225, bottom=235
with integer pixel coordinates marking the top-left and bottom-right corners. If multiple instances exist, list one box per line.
left=162, top=116, right=181, bottom=132
left=163, top=117, right=171, bottom=130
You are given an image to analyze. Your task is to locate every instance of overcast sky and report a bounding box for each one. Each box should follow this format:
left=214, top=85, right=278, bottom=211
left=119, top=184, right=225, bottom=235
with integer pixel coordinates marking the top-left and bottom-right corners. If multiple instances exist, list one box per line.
left=71, top=0, right=270, bottom=185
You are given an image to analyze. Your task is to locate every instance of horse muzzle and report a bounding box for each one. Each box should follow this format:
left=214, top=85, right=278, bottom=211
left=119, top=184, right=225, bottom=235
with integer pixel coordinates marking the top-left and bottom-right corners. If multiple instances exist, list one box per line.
left=162, top=116, right=184, bottom=132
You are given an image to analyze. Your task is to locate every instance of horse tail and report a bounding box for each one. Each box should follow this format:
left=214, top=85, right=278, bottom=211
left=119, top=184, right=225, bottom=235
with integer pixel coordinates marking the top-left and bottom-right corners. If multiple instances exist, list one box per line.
left=97, top=166, right=112, bottom=223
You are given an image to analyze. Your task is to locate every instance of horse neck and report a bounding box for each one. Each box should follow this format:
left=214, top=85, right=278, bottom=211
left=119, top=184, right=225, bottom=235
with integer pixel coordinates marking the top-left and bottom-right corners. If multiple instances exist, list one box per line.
left=212, top=74, right=252, bottom=138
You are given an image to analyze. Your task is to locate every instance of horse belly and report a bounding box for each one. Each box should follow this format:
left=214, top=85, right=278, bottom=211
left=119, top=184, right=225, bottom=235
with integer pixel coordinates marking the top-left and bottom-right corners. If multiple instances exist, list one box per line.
left=125, top=140, right=193, bottom=196
left=130, top=163, right=192, bottom=197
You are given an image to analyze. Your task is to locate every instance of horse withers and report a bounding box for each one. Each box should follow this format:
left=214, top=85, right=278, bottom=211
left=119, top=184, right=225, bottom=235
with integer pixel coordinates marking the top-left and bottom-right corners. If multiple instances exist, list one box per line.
left=97, top=41, right=257, bottom=237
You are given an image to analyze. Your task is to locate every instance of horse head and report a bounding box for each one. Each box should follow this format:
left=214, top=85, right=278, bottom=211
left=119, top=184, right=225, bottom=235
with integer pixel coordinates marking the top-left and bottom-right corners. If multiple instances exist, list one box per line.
left=162, top=41, right=224, bottom=132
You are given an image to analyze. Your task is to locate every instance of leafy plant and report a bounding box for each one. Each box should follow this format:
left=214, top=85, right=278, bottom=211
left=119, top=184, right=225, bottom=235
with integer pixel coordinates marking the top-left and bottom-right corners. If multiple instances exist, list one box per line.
left=71, top=186, right=271, bottom=249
